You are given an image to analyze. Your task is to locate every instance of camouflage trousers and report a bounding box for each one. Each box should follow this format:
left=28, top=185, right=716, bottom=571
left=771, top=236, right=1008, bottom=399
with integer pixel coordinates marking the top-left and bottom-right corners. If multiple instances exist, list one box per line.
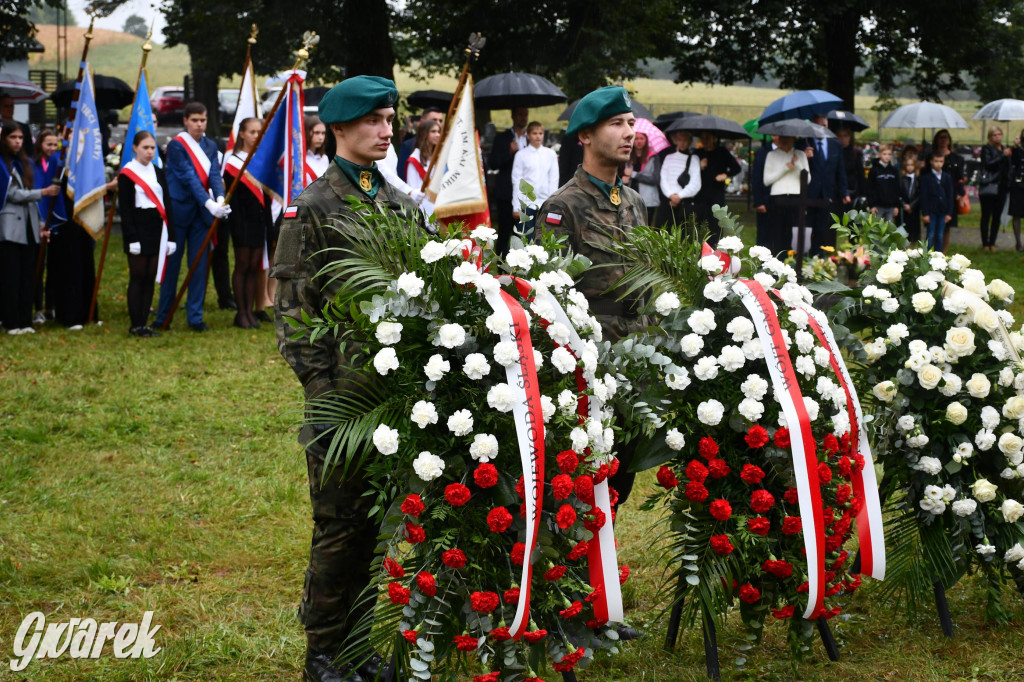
left=299, top=433, right=378, bottom=654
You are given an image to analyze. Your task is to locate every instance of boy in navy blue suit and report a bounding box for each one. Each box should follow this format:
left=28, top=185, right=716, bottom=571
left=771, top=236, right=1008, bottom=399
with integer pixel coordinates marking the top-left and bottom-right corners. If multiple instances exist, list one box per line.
left=920, top=153, right=954, bottom=252
left=154, top=101, right=230, bottom=331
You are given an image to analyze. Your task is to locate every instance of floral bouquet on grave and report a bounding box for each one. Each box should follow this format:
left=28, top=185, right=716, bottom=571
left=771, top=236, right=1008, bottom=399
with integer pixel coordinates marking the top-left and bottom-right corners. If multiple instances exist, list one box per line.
left=603, top=215, right=885, bottom=658
left=301, top=204, right=629, bottom=681
left=782, top=250, right=838, bottom=284
left=837, top=215, right=1024, bottom=620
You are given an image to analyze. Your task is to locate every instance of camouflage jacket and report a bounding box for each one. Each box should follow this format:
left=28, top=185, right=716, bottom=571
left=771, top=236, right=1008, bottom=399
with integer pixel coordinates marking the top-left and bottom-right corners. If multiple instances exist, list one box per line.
left=271, top=162, right=425, bottom=422
left=535, top=166, right=647, bottom=342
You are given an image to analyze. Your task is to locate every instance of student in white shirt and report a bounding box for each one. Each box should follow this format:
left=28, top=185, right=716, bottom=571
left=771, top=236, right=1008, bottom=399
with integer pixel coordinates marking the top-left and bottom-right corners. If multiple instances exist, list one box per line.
left=655, top=129, right=701, bottom=229
left=304, top=116, right=329, bottom=180
left=510, top=121, right=558, bottom=236
left=763, top=135, right=811, bottom=255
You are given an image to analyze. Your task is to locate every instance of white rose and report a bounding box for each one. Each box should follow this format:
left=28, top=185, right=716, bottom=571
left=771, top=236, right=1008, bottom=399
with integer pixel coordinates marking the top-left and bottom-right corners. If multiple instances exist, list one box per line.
left=974, top=308, right=1001, bottom=333
left=437, top=323, right=466, bottom=349
left=945, top=327, right=976, bottom=358
left=738, top=398, right=765, bottom=422
left=1003, top=396, right=1024, bottom=420
left=694, top=356, right=720, bottom=381
left=412, top=451, right=445, bottom=481
left=680, top=333, right=705, bottom=357
left=946, top=402, right=968, bottom=425
left=688, top=309, right=717, bottom=335
left=915, top=456, right=943, bottom=475
left=912, top=292, right=936, bottom=314
left=665, top=428, right=686, bottom=450
left=948, top=253, right=971, bottom=271
left=718, top=345, right=746, bottom=372
left=1001, top=499, right=1024, bottom=523
left=696, top=399, right=725, bottom=425
left=952, top=499, right=978, bottom=517
left=873, top=380, right=896, bottom=402
left=988, top=278, right=1015, bottom=303
left=741, top=374, right=769, bottom=401
left=375, top=320, right=404, bottom=345
left=463, top=353, right=491, bottom=380
left=411, top=400, right=438, bottom=429
left=876, top=261, right=904, bottom=284
left=1004, top=543, right=1024, bottom=563
left=972, top=478, right=998, bottom=503
left=447, top=409, right=474, bottom=436
left=486, top=384, right=516, bottom=412
left=469, top=433, right=499, bottom=462
left=420, top=241, right=447, bottom=263
left=917, top=364, right=943, bottom=390
left=550, top=346, right=578, bottom=374
left=373, top=347, right=400, bottom=375
left=397, top=271, right=425, bottom=296
left=372, top=424, right=400, bottom=455
left=654, top=291, right=681, bottom=316
left=998, top=432, right=1024, bottom=457
left=423, top=354, right=450, bottom=382
left=965, top=373, right=991, bottom=399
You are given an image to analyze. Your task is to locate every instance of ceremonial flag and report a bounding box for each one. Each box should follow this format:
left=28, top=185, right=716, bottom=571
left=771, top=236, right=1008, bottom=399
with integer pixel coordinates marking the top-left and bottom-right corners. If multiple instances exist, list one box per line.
left=424, top=74, right=490, bottom=227
left=228, top=57, right=262, bottom=149
left=120, top=69, right=161, bottom=170
left=247, top=69, right=306, bottom=205
left=66, top=62, right=107, bottom=238
left=0, top=161, right=9, bottom=213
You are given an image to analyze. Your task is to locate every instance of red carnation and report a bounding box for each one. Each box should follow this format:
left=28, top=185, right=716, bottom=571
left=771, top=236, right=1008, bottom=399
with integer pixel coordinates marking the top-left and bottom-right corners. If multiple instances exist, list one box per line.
left=710, top=534, right=734, bottom=554
left=474, top=463, right=498, bottom=488
left=609, top=487, right=620, bottom=508
left=656, top=466, right=679, bottom=489
left=774, top=427, right=791, bottom=449
left=781, top=516, right=802, bottom=535
left=553, top=648, right=585, bottom=673
left=609, top=457, right=620, bottom=477
left=817, top=462, right=833, bottom=484
left=825, top=534, right=844, bottom=552
left=750, top=489, right=775, bottom=513
left=586, top=618, right=607, bottom=629
left=709, top=499, right=732, bottom=521
left=698, top=436, right=719, bottom=459
left=738, top=583, right=760, bottom=604
left=585, top=586, right=604, bottom=603
left=522, top=629, right=547, bottom=643
left=504, top=587, right=521, bottom=604
left=685, top=481, right=709, bottom=502
left=470, top=591, right=500, bottom=613
left=442, top=548, right=466, bottom=568
left=487, top=507, right=513, bottom=533
left=475, top=673, right=501, bottom=682
left=567, top=540, right=589, bottom=561
left=740, top=464, right=765, bottom=485
left=559, top=601, right=583, bottom=618
left=453, top=634, right=479, bottom=651
left=445, top=483, right=472, bottom=507
left=557, top=450, right=580, bottom=473
left=383, top=557, right=405, bottom=578
left=685, top=459, right=709, bottom=483
left=388, top=582, right=410, bottom=604
left=745, top=425, right=769, bottom=448
left=402, top=630, right=418, bottom=644
left=784, top=487, right=800, bottom=504
left=415, top=572, right=437, bottom=597
left=400, top=494, right=425, bottom=517
left=823, top=433, right=840, bottom=455
left=772, top=605, right=795, bottom=619
left=544, top=565, right=567, bottom=581
left=551, top=474, right=574, bottom=500
left=575, top=476, right=595, bottom=505
left=584, top=507, right=606, bottom=532
left=515, top=475, right=526, bottom=499
left=837, top=455, right=852, bottom=478
left=511, top=542, right=526, bottom=565
left=707, top=458, right=730, bottom=479
left=489, top=627, right=512, bottom=641
left=762, top=559, right=794, bottom=578
left=619, top=565, right=631, bottom=584
left=836, top=484, right=852, bottom=505
left=747, top=517, right=770, bottom=536
left=405, top=522, right=426, bottom=544
left=593, top=463, right=611, bottom=484
left=556, top=504, right=577, bottom=529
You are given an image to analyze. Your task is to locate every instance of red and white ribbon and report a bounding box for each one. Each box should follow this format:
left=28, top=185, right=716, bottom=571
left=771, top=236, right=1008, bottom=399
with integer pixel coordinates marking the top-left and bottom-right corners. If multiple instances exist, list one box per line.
left=734, top=279, right=826, bottom=619
left=172, top=132, right=212, bottom=192
left=120, top=163, right=170, bottom=284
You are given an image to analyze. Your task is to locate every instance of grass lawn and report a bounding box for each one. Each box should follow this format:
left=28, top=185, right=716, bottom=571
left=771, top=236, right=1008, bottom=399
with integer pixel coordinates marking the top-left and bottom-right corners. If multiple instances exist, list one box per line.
left=3, top=206, right=1024, bottom=681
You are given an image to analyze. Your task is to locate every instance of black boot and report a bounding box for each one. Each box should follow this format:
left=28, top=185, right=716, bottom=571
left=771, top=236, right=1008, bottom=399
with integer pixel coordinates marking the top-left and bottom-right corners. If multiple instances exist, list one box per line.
left=357, top=653, right=394, bottom=682
left=304, top=650, right=365, bottom=682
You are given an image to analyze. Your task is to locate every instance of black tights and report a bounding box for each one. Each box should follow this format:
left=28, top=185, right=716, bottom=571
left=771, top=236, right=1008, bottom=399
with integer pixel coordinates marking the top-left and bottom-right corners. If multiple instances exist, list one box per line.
left=979, top=193, right=1006, bottom=247
left=127, top=254, right=158, bottom=329
left=232, top=246, right=263, bottom=325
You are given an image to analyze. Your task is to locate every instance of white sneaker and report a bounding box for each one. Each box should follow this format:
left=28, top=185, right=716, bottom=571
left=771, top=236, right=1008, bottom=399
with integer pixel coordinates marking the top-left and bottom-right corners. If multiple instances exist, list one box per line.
left=68, top=325, right=83, bottom=331
left=6, top=328, right=21, bottom=335
left=20, top=327, right=35, bottom=334
left=33, top=312, right=46, bottom=325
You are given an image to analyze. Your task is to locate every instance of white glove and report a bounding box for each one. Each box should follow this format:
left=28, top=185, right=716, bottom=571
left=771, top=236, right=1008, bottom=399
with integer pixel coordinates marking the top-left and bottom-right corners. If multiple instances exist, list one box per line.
left=204, top=199, right=232, bottom=219
left=410, top=190, right=426, bottom=206
left=167, top=242, right=177, bottom=256
left=129, top=242, right=141, bottom=255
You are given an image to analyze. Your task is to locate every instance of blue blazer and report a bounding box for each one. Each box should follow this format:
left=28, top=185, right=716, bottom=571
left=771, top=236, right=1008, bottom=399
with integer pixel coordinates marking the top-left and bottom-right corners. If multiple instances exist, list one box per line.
left=803, top=137, right=848, bottom=202
left=33, top=157, right=67, bottom=224
left=920, top=170, right=954, bottom=217
left=166, top=134, right=225, bottom=228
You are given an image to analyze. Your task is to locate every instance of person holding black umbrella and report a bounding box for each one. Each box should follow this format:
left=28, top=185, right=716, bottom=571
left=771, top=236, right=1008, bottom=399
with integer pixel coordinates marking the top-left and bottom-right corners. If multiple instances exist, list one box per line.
left=696, top=131, right=740, bottom=245
left=655, top=128, right=701, bottom=229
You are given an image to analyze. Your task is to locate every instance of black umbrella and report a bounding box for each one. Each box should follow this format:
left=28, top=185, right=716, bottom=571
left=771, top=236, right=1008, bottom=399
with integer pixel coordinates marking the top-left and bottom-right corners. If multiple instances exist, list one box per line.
left=755, top=118, right=836, bottom=139
left=474, top=72, right=567, bottom=109
left=826, top=109, right=870, bottom=132
left=303, top=86, right=331, bottom=108
left=51, top=74, right=134, bottom=109
left=557, top=97, right=654, bottom=122
left=653, top=110, right=700, bottom=130
left=407, top=89, right=453, bottom=109
left=664, top=114, right=750, bottom=139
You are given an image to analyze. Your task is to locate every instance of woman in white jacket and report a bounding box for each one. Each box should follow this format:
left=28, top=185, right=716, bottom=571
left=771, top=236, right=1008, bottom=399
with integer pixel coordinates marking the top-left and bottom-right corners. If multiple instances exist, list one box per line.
left=655, top=129, right=701, bottom=229
left=762, top=135, right=811, bottom=255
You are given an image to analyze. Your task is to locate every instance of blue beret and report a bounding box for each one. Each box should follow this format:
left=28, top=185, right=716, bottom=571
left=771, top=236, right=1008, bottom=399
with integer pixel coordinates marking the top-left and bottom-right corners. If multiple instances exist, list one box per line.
left=319, top=75, right=399, bottom=124
left=566, top=86, right=633, bottom=136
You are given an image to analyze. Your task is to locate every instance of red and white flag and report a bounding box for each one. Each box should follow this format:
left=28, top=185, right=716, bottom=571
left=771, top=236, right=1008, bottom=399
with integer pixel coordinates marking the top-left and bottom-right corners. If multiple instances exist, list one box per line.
left=228, top=57, right=262, bottom=150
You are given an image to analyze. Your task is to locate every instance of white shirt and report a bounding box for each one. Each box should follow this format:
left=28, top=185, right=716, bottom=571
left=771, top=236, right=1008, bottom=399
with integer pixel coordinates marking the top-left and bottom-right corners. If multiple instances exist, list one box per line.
left=763, top=148, right=810, bottom=195
left=406, top=148, right=428, bottom=185
left=659, top=150, right=701, bottom=199
left=305, top=150, right=329, bottom=179
left=511, top=127, right=528, bottom=153
left=510, top=144, right=558, bottom=212
left=379, top=144, right=415, bottom=196
left=126, top=158, right=162, bottom=209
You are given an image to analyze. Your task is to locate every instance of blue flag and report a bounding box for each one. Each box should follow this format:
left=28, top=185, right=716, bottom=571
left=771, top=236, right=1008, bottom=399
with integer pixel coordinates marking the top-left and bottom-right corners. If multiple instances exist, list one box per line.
left=0, top=161, right=9, bottom=214
left=248, top=70, right=306, bottom=205
left=66, top=62, right=108, bottom=237
left=121, top=69, right=161, bottom=169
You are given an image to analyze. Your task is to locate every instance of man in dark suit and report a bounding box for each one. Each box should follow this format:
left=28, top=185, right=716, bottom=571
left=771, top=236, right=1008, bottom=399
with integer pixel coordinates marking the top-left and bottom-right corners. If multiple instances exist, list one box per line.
left=804, top=114, right=850, bottom=253
left=750, top=137, right=775, bottom=249
left=489, top=105, right=529, bottom=255
left=396, top=106, right=443, bottom=183
left=154, top=101, right=230, bottom=332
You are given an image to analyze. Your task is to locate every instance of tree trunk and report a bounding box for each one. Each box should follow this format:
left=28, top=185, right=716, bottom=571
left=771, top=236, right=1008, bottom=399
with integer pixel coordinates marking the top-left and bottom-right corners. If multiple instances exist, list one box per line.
left=339, top=0, right=394, bottom=81
left=823, top=8, right=860, bottom=111
left=189, top=54, right=221, bottom=133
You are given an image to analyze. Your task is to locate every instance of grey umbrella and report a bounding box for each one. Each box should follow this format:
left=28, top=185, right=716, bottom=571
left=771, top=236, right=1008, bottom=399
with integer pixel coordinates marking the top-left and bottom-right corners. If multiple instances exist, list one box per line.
left=756, top=118, right=836, bottom=139
left=474, top=72, right=567, bottom=109
left=557, top=97, right=654, bottom=122
left=664, top=114, right=750, bottom=139
left=826, top=109, right=870, bottom=132
left=973, top=98, right=1024, bottom=121
left=880, top=102, right=968, bottom=129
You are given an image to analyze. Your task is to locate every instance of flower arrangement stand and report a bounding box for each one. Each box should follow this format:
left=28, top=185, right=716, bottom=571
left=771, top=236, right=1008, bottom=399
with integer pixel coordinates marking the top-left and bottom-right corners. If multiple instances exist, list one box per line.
left=815, top=616, right=840, bottom=661
left=773, top=170, right=832, bottom=281
left=701, top=609, right=721, bottom=681
left=561, top=671, right=579, bottom=682
left=933, top=581, right=955, bottom=637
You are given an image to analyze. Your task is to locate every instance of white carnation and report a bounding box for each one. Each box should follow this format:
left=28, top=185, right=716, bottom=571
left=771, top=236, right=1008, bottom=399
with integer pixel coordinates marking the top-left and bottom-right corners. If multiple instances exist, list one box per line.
left=550, top=346, right=578, bottom=374
left=375, top=320, right=403, bottom=345
left=447, top=409, right=474, bottom=436
left=655, top=291, right=682, bottom=315
left=557, top=389, right=578, bottom=416
left=694, top=356, right=720, bottom=381
left=372, top=424, right=400, bottom=455
left=373, top=347, right=400, bottom=375
left=437, top=323, right=466, bottom=349
left=738, top=398, right=765, bottom=422
left=410, top=400, right=438, bottom=429
left=424, top=354, right=450, bottom=381
left=397, top=271, right=425, bottom=296
left=703, top=280, right=729, bottom=302
left=420, top=241, right=447, bottom=263
left=915, top=456, right=942, bottom=475
left=741, top=374, right=769, bottom=401
left=887, top=323, right=910, bottom=344
left=688, top=309, right=717, bottom=335
left=540, top=395, right=556, bottom=422
left=463, top=353, right=491, bottom=380
left=570, top=427, right=589, bottom=451
left=486, top=384, right=516, bottom=412
left=666, top=368, right=691, bottom=391
left=795, top=355, right=817, bottom=378
left=505, top=248, right=533, bottom=270
left=718, top=345, right=746, bottom=372
left=696, top=399, right=725, bottom=425
left=680, top=333, right=705, bottom=357
left=493, top=340, right=521, bottom=367
left=469, top=433, right=499, bottom=462
left=666, top=428, right=686, bottom=450
left=952, top=499, right=977, bottom=517
left=413, top=451, right=445, bottom=481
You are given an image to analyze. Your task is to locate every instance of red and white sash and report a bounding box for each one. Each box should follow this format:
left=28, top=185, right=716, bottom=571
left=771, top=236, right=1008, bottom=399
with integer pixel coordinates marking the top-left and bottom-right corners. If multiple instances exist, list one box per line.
left=173, top=132, right=212, bottom=192
left=223, top=152, right=270, bottom=271
left=406, top=155, right=427, bottom=183
left=120, top=161, right=171, bottom=284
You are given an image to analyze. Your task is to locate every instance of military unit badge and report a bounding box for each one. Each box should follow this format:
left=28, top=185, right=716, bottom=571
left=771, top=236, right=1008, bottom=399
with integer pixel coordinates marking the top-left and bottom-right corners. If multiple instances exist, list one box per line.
left=359, top=170, right=373, bottom=192
left=609, top=186, right=621, bottom=206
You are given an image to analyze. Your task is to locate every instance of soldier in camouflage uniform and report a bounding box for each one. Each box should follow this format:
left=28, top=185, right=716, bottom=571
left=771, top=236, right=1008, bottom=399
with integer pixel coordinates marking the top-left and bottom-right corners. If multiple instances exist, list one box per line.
left=535, top=88, right=646, bottom=601
left=272, top=76, right=425, bottom=682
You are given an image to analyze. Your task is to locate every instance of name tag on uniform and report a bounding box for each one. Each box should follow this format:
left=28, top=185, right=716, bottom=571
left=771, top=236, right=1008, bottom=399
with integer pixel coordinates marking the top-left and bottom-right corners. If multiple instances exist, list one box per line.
left=546, top=213, right=562, bottom=225
left=284, top=206, right=298, bottom=219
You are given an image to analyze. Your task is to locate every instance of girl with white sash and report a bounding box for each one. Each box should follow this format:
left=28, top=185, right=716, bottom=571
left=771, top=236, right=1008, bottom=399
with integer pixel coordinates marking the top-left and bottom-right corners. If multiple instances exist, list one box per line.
left=118, top=131, right=175, bottom=337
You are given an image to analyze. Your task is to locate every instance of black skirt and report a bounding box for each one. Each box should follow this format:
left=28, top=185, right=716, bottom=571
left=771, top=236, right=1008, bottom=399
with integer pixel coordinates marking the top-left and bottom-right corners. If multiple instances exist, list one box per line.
left=121, top=208, right=165, bottom=255
left=227, top=180, right=272, bottom=248
left=1009, top=185, right=1024, bottom=217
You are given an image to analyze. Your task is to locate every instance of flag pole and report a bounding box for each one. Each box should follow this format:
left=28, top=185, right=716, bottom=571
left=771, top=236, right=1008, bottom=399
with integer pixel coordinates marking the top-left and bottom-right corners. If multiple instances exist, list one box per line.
left=229, top=24, right=260, bottom=147
left=160, top=30, right=318, bottom=330
left=422, top=33, right=485, bottom=191
left=87, top=23, right=154, bottom=324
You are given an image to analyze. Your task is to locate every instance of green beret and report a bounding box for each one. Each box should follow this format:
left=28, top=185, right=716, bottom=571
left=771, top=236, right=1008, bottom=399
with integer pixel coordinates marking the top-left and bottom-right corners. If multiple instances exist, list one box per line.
left=566, top=86, right=633, bottom=136
left=319, top=75, right=399, bottom=124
